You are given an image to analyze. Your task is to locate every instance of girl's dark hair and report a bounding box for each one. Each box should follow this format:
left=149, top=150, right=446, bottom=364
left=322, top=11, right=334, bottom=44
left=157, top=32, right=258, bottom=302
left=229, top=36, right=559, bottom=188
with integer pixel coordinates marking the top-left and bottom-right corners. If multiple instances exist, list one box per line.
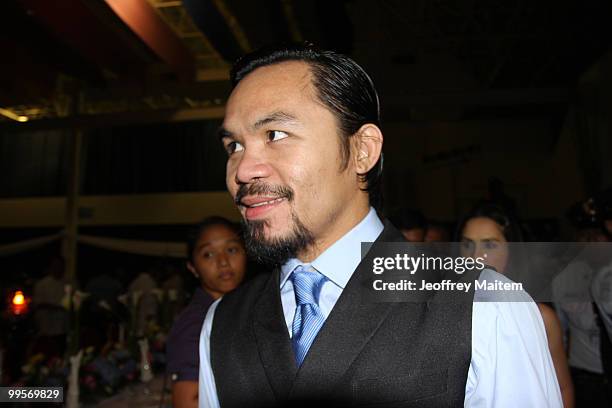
left=186, top=216, right=242, bottom=263
left=455, top=201, right=524, bottom=242
left=230, top=42, right=383, bottom=210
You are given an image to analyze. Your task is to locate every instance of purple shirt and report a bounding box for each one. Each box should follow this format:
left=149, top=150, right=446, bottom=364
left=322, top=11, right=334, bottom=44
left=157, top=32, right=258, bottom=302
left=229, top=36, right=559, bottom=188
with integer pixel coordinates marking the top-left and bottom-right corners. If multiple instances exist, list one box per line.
left=166, top=287, right=214, bottom=382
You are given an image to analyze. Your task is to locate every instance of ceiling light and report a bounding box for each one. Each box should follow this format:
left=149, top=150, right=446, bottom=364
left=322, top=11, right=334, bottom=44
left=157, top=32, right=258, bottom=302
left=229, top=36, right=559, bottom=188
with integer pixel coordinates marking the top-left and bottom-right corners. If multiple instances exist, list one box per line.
left=0, top=108, right=29, bottom=123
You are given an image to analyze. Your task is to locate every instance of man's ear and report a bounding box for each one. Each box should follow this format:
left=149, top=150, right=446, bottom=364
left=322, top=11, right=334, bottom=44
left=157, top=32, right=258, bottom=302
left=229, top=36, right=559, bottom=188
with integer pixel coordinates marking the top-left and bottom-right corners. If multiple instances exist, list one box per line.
left=186, top=262, right=198, bottom=279
left=352, top=123, right=383, bottom=176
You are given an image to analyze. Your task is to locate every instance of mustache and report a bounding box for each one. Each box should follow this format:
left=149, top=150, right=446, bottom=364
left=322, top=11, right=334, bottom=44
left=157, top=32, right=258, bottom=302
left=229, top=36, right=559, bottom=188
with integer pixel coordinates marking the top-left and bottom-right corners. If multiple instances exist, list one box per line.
left=235, top=183, right=294, bottom=206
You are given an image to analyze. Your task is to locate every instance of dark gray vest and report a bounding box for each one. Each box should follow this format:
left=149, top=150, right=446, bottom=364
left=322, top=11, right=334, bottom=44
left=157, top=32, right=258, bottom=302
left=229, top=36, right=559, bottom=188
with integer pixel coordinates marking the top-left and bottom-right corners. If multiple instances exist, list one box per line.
left=211, top=223, right=476, bottom=407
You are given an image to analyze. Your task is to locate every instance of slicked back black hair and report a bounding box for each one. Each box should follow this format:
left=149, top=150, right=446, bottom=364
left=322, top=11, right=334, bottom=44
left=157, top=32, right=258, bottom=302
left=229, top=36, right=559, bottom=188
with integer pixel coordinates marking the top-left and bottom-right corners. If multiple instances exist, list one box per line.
left=230, top=42, right=383, bottom=210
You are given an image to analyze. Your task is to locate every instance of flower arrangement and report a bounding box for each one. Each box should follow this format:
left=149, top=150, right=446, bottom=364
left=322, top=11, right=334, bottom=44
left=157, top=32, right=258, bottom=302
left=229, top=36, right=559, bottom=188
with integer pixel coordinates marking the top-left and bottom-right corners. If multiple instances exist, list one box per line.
left=143, top=320, right=167, bottom=369
left=13, top=285, right=177, bottom=405
left=18, top=353, right=65, bottom=387
left=78, top=345, right=138, bottom=402
left=16, top=344, right=139, bottom=403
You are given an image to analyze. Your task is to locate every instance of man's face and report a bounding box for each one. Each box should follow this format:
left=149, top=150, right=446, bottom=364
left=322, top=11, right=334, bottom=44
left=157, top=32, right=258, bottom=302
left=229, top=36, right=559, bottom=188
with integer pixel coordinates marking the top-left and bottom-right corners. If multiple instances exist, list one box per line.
left=220, top=61, right=365, bottom=263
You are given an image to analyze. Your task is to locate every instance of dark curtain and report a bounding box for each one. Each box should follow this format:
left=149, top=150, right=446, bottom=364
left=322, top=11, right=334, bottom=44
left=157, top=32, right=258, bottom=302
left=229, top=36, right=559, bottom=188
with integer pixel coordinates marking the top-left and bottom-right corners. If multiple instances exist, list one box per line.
left=0, top=120, right=227, bottom=197
left=82, top=120, right=226, bottom=194
left=0, top=130, right=69, bottom=198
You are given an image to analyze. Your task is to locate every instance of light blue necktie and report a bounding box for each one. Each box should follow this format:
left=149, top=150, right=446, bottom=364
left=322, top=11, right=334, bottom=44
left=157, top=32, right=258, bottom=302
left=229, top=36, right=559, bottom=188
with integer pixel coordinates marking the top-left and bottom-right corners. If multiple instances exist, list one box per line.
left=290, top=265, right=327, bottom=367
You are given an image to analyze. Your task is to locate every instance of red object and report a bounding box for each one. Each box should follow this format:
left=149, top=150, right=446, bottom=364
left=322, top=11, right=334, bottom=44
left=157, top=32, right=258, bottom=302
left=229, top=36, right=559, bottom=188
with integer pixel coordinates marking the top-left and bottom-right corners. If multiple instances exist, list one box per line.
left=9, top=290, right=29, bottom=315
left=105, top=0, right=195, bottom=80
left=17, top=0, right=194, bottom=80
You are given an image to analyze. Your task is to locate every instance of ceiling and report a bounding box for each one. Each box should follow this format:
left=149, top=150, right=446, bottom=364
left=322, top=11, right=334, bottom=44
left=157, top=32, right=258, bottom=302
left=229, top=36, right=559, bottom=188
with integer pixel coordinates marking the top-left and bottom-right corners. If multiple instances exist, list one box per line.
left=0, top=0, right=610, bottom=129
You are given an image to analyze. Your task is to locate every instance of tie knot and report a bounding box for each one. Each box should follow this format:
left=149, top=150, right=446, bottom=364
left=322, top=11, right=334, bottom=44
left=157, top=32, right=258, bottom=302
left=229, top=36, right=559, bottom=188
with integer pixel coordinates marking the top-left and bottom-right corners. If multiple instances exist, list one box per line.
left=290, top=266, right=326, bottom=306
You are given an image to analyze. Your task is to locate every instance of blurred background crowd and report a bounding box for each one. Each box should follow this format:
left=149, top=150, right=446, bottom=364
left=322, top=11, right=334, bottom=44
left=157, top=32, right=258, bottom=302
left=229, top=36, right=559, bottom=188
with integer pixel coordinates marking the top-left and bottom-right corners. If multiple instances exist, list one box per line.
left=1, top=0, right=612, bottom=406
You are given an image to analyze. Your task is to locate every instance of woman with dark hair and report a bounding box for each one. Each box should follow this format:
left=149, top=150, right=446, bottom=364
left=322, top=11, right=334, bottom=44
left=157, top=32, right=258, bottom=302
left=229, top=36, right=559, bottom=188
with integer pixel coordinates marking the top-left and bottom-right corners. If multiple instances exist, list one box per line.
left=457, top=201, right=574, bottom=408
left=166, top=216, right=247, bottom=408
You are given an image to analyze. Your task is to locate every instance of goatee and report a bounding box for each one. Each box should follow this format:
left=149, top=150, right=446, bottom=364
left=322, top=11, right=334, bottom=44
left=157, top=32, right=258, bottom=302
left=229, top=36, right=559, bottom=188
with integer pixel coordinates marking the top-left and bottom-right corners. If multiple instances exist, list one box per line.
left=241, top=212, right=314, bottom=267
left=236, top=182, right=315, bottom=266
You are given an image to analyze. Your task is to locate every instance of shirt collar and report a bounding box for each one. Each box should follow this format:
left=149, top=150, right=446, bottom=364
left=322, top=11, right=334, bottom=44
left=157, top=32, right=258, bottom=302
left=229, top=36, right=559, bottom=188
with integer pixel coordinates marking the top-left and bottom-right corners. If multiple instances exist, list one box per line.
left=280, top=207, right=384, bottom=289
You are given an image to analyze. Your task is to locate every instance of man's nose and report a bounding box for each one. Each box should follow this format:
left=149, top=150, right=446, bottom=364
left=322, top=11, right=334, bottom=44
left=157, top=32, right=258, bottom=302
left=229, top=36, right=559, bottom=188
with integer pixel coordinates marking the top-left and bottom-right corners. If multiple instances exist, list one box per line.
left=235, top=147, right=272, bottom=184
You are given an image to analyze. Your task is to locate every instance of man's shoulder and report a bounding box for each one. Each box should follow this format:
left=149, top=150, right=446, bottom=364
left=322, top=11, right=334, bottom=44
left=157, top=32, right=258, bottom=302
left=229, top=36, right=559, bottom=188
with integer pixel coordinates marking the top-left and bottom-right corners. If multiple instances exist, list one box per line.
left=218, top=271, right=275, bottom=310
left=377, top=219, right=406, bottom=242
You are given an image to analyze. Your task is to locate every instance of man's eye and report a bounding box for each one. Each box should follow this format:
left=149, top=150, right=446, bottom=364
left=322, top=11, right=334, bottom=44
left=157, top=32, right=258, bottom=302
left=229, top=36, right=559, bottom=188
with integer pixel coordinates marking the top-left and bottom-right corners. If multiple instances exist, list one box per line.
left=267, top=130, right=288, bottom=142
left=225, top=141, right=244, bottom=155
left=203, top=252, right=214, bottom=259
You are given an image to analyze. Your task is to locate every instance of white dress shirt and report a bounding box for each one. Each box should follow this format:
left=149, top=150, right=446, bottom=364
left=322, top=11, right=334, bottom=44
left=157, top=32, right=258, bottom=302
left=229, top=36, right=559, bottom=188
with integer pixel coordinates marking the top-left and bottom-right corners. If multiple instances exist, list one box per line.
left=592, top=262, right=612, bottom=341
left=200, top=208, right=562, bottom=407
left=553, top=260, right=604, bottom=373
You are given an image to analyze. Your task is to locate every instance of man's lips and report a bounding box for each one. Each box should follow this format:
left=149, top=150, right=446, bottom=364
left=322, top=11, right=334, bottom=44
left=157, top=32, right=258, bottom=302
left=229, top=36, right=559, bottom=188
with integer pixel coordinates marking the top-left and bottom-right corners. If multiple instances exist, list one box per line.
left=239, top=196, right=286, bottom=208
left=239, top=196, right=287, bottom=219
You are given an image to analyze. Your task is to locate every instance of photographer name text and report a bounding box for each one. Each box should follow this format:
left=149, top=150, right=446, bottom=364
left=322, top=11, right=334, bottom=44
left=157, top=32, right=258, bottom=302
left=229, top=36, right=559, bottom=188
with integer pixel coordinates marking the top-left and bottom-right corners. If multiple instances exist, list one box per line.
left=372, top=279, right=523, bottom=292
